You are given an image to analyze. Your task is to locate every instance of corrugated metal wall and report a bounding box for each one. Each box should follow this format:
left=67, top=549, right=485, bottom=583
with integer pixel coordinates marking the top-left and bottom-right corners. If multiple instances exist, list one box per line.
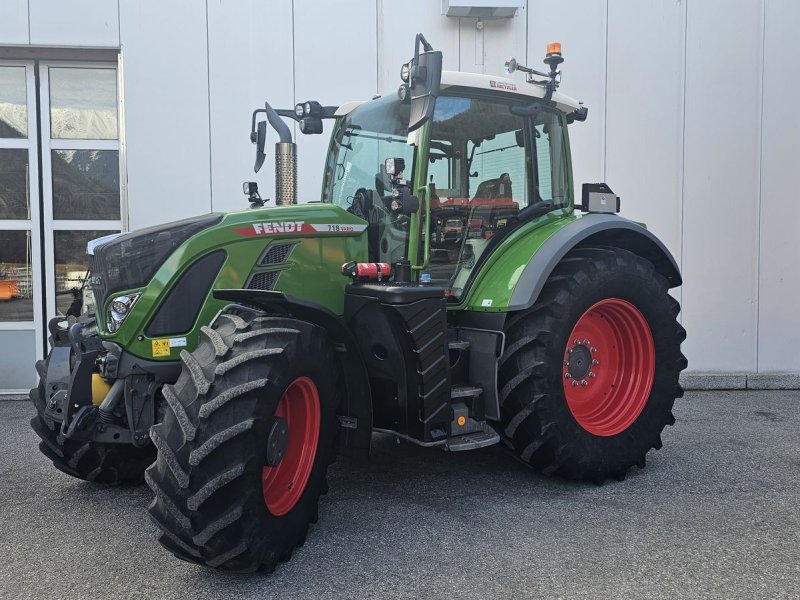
left=1, top=0, right=798, bottom=376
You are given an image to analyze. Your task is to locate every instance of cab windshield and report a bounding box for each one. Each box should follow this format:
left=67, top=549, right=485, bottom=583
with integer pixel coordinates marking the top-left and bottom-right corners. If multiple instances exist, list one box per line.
left=323, top=96, right=413, bottom=208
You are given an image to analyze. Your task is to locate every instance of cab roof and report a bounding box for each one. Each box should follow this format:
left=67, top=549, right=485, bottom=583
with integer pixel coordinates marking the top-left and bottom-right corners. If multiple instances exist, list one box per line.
left=439, top=70, right=582, bottom=113
left=335, top=70, right=583, bottom=117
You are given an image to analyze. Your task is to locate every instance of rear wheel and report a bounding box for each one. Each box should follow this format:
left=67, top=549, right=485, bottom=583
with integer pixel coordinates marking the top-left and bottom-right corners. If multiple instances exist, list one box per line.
left=145, top=313, right=339, bottom=573
left=498, top=247, right=687, bottom=482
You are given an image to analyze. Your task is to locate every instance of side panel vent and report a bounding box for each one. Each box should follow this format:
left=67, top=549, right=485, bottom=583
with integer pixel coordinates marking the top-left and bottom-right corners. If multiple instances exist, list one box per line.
left=146, top=250, right=226, bottom=337
left=247, top=270, right=281, bottom=291
left=258, top=243, right=295, bottom=266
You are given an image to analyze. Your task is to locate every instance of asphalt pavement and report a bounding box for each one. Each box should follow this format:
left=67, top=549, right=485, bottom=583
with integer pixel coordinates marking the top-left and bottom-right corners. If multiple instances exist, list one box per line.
left=1, top=390, right=798, bottom=599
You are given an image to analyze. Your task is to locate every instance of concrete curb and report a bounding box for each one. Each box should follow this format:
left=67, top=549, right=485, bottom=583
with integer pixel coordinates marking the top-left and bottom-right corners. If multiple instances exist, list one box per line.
left=680, top=372, right=800, bottom=391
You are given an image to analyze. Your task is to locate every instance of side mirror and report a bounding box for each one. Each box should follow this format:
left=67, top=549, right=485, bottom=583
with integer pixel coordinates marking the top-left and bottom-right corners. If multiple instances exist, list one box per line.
left=253, top=120, right=267, bottom=172
left=401, top=34, right=442, bottom=133
left=408, top=49, right=442, bottom=132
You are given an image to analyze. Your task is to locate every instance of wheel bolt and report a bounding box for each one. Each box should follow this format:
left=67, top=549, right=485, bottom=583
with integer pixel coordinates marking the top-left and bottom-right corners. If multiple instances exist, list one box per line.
left=571, top=380, right=579, bottom=387
left=568, top=348, right=573, bottom=354
left=581, top=379, right=588, bottom=386
left=592, top=359, right=599, bottom=365
left=583, top=339, right=590, bottom=345
left=588, top=371, right=596, bottom=378
left=574, top=339, right=580, bottom=346
left=563, top=360, right=569, bottom=366
left=564, top=373, right=572, bottom=379
left=590, top=347, right=597, bottom=353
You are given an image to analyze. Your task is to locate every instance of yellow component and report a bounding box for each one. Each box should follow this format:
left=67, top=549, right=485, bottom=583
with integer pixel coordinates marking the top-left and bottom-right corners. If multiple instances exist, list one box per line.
left=91, top=373, right=112, bottom=406
left=152, top=338, right=171, bottom=357
left=457, top=415, right=467, bottom=427
left=547, top=41, right=562, bottom=55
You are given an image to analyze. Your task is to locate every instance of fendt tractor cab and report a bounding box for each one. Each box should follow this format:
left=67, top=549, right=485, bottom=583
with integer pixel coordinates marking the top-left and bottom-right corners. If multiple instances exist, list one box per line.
left=30, top=35, right=687, bottom=572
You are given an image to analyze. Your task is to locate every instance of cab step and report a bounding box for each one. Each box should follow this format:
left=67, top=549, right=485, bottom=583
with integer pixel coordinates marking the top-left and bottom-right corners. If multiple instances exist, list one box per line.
left=444, top=427, right=501, bottom=451
left=448, top=339, right=471, bottom=351
left=450, top=384, right=482, bottom=399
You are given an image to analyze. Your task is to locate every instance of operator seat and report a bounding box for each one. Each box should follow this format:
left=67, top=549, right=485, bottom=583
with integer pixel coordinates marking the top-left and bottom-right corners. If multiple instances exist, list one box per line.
left=473, top=172, right=513, bottom=200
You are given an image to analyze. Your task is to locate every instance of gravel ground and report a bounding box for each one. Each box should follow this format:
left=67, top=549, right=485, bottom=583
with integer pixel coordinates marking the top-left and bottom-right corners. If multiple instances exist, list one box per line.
left=1, top=390, right=798, bottom=599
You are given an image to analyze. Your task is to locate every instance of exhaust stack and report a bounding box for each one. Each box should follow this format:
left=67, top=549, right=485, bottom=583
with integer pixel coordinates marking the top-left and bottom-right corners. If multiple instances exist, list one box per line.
left=274, top=142, right=297, bottom=206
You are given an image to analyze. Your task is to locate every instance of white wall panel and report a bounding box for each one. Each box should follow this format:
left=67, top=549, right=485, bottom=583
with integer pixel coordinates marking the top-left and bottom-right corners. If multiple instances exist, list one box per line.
left=377, top=0, right=460, bottom=95
left=293, top=0, right=377, bottom=202
left=758, top=0, right=800, bottom=372
left=207, top=0, right=294, bottom=213
left=30, top=0, right=119, bottom=47
left=459, top=9, right=527, bottom=77
left=681, top=0, right=762, bottom=372
left=528, top=0, right=606, bottom=194
left=119, top=0, right=211, bottom=229
left=605, top=0, right=685, bottom=291
left=0, top=0, right=29, bottom=45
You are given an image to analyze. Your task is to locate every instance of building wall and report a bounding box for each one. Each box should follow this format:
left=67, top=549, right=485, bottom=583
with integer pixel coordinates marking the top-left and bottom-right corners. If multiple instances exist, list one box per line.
left=1, top=0, right=798, bottom=378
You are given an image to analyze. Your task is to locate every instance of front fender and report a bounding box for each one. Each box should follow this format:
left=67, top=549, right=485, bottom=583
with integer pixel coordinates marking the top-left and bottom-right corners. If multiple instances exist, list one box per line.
left=459, top=213, right=681, bottom=313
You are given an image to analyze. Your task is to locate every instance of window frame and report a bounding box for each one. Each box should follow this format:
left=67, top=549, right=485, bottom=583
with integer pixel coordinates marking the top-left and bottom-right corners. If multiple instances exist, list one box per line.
left=39, top=60, right=125, bottom=321
left=0, top=60, right=43, bottom=343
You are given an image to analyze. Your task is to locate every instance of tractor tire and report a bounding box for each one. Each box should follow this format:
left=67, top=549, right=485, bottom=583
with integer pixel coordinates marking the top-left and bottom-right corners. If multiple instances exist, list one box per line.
left=145, top=313, right=339, bottom=573
left=29, top=360, right=155, bottom=485
left=498, top=247, right=687, bottom=483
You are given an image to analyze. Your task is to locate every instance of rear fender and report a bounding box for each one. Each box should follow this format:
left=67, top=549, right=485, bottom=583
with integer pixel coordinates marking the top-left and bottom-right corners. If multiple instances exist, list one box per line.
left=461, top=213, right=680, bottom=313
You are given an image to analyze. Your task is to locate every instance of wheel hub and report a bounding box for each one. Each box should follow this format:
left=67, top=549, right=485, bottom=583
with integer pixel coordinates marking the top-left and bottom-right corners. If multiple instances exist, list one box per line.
left=265, top=417, right=289, bottom=467
left=565, top=342, right=592, bottom=381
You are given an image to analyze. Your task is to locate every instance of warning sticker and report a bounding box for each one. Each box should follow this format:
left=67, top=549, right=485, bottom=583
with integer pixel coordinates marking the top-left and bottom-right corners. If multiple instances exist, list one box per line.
left=152, top=338, right=171, bottom=357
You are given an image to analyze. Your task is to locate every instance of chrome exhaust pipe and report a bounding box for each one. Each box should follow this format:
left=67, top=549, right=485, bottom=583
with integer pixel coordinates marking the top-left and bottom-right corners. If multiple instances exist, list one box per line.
left=275, top=142, right=297, bottom=205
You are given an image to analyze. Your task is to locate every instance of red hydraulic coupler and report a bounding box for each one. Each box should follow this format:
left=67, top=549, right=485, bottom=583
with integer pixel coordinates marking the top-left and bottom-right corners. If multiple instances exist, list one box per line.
left=341, top=261, right=392, bottom=282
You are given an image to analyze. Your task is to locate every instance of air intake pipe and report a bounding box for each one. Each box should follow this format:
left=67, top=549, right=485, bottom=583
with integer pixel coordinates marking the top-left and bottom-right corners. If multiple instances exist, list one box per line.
left=264, top=101, right=297, bottom=205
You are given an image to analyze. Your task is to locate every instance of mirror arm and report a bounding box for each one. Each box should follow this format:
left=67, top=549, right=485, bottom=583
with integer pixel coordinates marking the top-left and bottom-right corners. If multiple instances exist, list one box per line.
left=264, top=101, right=292, bottom=143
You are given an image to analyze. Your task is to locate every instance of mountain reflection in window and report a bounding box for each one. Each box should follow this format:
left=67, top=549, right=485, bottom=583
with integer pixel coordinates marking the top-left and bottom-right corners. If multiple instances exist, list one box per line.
left=0, top=66, right=27, bottom=139
left=52, top=150, right=120, bottom=220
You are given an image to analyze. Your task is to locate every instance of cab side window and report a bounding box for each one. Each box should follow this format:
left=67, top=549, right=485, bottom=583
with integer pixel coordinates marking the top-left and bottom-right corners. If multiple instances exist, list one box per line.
left=426, top=95, right=532, bottom=295
left=532, top=110, right=569, bottom=207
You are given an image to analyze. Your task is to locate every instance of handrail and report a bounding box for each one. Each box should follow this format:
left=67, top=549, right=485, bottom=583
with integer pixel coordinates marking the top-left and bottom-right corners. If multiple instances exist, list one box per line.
left=411, top=186, right=430, bottom=271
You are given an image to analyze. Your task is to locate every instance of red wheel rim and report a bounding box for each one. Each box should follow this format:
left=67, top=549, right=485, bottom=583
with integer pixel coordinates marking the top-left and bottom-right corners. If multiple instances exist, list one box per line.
left=262, top=376, right=320, bottom=516
left=562, top=298, right=655, bottom=436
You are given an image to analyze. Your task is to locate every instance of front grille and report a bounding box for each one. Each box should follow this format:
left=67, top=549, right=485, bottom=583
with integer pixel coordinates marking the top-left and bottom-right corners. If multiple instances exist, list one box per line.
left=247, top=271, right=281, bottom=291
left=258, top=243, right=295, bottom=266
left=89, top=213, right=222, bottom=314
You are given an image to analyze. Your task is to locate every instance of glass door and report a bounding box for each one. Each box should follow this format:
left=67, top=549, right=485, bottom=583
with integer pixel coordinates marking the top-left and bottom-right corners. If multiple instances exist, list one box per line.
left=0, top=62, right=43, bottom=392
left=40, top=63, right=122, bottom=322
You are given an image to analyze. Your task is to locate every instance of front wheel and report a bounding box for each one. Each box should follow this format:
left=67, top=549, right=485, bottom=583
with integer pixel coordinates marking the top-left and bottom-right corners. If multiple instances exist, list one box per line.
left=498, top=247, right=687, bottom=482
left=145, top=313, right=339, bottom=572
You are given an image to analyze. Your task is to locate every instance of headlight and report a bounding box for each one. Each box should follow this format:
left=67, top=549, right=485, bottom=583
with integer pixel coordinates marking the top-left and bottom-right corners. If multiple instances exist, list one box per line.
left=294, top=103, right=305, bottom=117
left=400, top=62, right=410, bottom=82
left=107, top=292, right=141, bottom=332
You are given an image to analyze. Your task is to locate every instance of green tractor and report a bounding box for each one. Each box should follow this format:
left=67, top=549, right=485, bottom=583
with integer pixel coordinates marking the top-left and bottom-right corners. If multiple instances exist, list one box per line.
left=30, top=35, right=686, bottom=572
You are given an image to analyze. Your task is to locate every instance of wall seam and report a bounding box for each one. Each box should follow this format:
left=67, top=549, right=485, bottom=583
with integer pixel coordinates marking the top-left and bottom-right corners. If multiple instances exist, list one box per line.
left=27, top=0, right=31, bottom=43
left=375, top=0, right=381, bottom=95
left=204, top=0, right=212, bottom=213
left=291, top=0, right=297, bottom=140
left=602, top=0, right=609, bottom=181
left=679, top=0, right=689, bottom=322
left=755, top=0, right=766, bottom=372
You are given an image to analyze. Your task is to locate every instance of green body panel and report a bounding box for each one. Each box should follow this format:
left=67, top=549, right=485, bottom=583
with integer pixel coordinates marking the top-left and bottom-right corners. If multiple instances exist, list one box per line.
left=99, top=203, right=368, bottom=361
left=453, top=209, right=576, bottom=312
